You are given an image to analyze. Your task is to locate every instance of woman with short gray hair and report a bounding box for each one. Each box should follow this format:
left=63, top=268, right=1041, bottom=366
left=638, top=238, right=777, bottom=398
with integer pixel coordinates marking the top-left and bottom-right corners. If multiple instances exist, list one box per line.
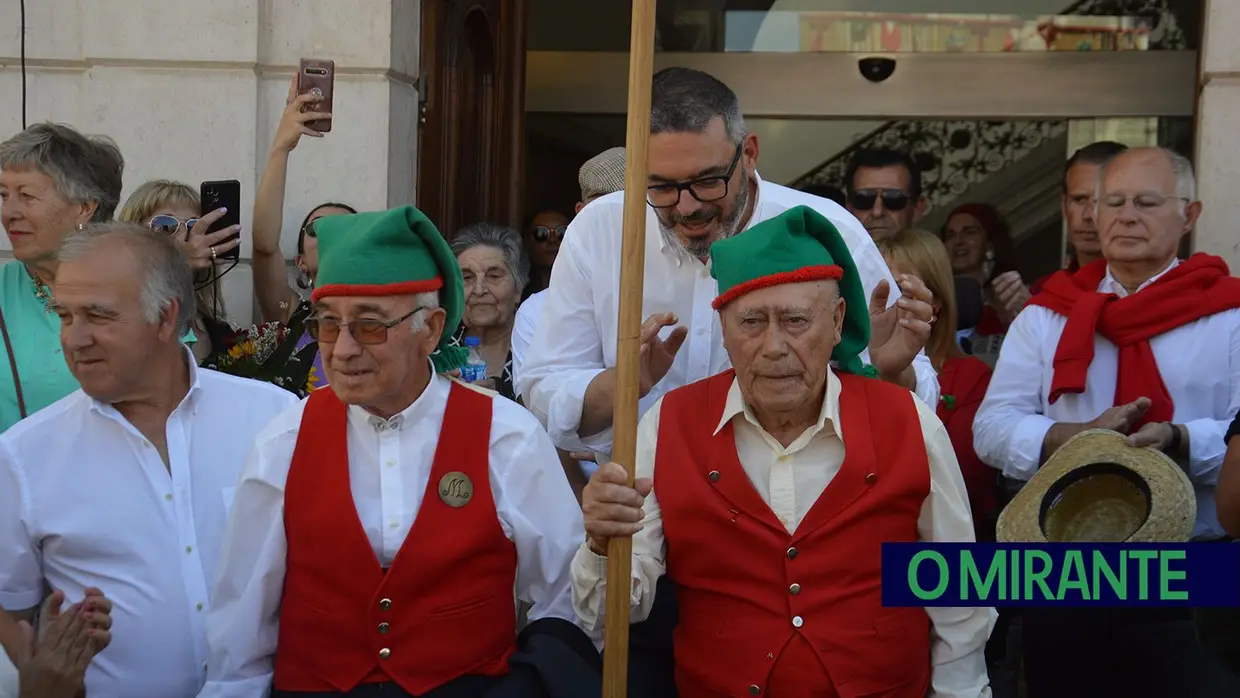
left=0, top=122, right=125, bottom=432
left=443, top=222, right=529, bottom=401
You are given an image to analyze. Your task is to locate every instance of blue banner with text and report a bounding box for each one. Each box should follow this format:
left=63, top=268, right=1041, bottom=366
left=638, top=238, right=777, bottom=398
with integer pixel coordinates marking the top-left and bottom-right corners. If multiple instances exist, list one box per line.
left=881, top=543, right=1240, bottom=607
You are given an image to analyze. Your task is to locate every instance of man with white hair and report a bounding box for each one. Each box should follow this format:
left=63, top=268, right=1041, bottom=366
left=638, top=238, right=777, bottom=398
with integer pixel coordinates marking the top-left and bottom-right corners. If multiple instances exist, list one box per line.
left=199, top=206, right=599, bottom=698
left=974, top=146, right=1240, bottom=696
left=0, top=223, right=297, bottom=697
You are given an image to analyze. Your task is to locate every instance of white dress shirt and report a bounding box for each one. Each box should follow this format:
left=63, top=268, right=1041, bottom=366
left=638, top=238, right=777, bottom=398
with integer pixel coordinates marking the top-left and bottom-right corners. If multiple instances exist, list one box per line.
left=0, top=353, right=299, bottom=698
left=199, top=371, right=587, bottom=698
left=511, top=288, right=546, bottom=397
left=570, top=369, right=993, bottom=697
left=973, top=260, right=1240, bottom=538
left=519, top=174, right=939, bottom=455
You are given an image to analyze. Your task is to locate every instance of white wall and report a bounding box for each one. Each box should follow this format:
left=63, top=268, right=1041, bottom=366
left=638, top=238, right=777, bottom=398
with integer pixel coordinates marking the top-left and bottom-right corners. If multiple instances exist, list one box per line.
left=0, top=0, right=420, bottom=326
left=1194, top=0, right=1240, bottom=269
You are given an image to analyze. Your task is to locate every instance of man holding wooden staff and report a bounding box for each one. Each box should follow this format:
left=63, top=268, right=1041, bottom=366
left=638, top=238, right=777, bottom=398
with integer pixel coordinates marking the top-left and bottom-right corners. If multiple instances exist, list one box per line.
left=574, top=206, right=994, bottom=697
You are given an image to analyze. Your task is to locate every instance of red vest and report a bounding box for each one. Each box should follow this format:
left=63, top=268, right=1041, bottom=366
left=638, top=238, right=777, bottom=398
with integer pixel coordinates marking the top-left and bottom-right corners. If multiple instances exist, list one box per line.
left=273, top=382, right=517, bottom=695
left=656, top=371, right=932, bottom=698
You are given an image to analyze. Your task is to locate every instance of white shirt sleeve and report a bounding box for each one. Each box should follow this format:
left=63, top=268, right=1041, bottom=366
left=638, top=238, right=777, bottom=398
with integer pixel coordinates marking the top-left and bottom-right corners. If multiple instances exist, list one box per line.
left=911, top=396, right=996, bottom=698
left=569, top=398, right=666, bottom=631
left=1182, top=313, right=1240, bottom=485
left=198, top=424, right=297, bottom=698
left=492, top=405, right=591, bottom=631
left=519, top=214, right=611, bottom=453
left=0, top=443, right=42, bottom=612
left=973, top=308, right=1057, bottom=481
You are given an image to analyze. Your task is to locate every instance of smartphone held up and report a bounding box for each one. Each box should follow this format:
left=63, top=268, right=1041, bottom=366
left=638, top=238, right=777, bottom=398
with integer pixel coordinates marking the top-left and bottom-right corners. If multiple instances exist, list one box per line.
left=297, top=58, right=335, bottom=133
left=200, top=180, right=242, bottom=262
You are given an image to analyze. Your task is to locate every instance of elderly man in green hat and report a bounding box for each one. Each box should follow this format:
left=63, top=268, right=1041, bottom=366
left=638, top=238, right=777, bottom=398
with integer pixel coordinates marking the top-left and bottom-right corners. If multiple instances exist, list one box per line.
left=574, top=206, right=994, bottom=697
left=199, top=206, right=600, bottom=698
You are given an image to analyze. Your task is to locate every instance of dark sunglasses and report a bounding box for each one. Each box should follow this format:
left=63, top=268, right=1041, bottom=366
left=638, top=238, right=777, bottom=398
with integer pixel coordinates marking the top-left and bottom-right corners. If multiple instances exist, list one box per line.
left=531, top=225, right=567, bottom=242
left=848, top=188, right=910, bottom=212
left=306, top=308, right=424, bottom=345
left=149, top=214, right=198, bottom=235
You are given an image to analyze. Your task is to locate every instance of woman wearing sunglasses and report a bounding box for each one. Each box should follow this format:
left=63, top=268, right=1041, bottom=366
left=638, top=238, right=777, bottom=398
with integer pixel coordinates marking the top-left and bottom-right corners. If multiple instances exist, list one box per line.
left=521, top=208, right=568, bottom=302
left=118, top=180, right=237, bottom=366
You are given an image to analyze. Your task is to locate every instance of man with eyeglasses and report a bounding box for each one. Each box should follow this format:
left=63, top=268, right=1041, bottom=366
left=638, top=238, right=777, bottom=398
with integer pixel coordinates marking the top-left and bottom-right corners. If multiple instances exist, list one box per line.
left=199, top=206, right=600, bottom=698
left=520, top=66, right=939, bottom=696
left=843, top=148, right=926, bottom=241
left=974, top=147, right=1240, bottom=697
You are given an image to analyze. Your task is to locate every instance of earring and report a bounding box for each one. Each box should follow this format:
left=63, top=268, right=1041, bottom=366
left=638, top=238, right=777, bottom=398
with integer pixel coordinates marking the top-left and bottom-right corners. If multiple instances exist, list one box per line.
left=296, top=270, right=311, bottom=290
left=76, top=222, right=85, bottom=231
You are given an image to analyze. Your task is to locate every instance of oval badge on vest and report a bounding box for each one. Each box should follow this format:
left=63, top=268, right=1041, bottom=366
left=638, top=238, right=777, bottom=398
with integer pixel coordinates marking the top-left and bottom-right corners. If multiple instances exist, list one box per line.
left=438, top=471, right=474, bottom=507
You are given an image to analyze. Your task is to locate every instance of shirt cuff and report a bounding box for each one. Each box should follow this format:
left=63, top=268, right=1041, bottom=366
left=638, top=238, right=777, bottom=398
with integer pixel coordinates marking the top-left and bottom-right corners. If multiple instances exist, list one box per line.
left=546, top=368, right=612, bottom=453
left=1185, top=417, right=1227, bottom=485
left=1003, top=413, right=1056, bottom=481
left=0, top=588, right=43, bottom=612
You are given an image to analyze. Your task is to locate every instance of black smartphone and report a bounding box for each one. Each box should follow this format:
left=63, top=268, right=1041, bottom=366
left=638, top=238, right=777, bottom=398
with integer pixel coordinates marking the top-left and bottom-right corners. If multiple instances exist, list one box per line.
left=200, top=180, right=241, bottom=261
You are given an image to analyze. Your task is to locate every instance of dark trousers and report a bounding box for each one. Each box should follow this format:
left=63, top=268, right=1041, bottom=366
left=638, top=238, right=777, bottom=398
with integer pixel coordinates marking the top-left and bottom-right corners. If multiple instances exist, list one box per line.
left=272, top=675, right=497, bottom=698
left=1023, top=607, right=1240, bottom=698
left=626, top=575, right=679, bottom=698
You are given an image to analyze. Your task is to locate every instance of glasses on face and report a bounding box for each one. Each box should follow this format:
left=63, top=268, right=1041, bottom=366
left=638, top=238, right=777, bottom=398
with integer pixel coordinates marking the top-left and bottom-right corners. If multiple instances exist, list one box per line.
left=1098, top=193, right=1189, bottom=213
left=149, top=214, right=198, bottom=235
left=848, top=188, right=910, bottom=212
left=306, top=308, right=425, bottom=345
left=646, top=143, right=743, bottom=209
left=531, top=224, right=566, bottom=242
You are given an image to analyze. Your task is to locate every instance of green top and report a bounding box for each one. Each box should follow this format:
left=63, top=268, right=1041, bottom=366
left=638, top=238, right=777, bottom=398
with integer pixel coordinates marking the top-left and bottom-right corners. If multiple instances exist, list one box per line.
left=0, top=260, right=80, bottom=433
left=709, top=205, right=872, bottom=376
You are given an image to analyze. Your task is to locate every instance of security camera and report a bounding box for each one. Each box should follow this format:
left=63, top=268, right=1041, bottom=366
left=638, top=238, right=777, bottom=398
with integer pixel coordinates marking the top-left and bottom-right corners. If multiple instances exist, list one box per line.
left=858, top=57, right=896, bottom=83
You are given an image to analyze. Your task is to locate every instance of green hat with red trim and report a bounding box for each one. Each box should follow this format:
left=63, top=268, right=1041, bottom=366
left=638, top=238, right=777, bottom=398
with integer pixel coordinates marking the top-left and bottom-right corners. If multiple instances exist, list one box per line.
left=710, top=205, right=871, bottom=376
left=311, top=205, right=468, bottom=372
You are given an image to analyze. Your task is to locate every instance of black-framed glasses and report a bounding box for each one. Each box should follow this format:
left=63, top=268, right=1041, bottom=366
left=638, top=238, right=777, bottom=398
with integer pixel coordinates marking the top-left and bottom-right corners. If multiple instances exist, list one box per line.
left=532, top=224, right=567, bottom=242
left=306, top=308, right=425, bottom=345
left=848, top=188, right=910, bottom=212
left=646, top=143, right=743, bottom=209
left=149, top=214, right=198, bottom=235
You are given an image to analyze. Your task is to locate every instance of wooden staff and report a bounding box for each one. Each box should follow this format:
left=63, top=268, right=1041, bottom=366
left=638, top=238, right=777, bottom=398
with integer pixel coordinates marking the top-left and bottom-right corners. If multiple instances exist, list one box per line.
left=603, top=0, right=658, bottom=696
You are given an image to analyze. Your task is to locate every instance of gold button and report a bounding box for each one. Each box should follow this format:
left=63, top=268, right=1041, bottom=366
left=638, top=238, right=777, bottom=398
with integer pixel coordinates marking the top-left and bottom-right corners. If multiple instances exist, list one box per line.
left=749, top=686, right=760, bottom=695
left=379, top=598, right=392, bottom=611
left=708, top=470, right=720, bottom=482
left=786, top=547, right=797, bottom=559
left=789, top=583, right=801, bottom=595
left=865, top=472, right=878, bottom=485
left=377, top=622, right=390, bottom=634
left=378, top=647, right=391, bottom=660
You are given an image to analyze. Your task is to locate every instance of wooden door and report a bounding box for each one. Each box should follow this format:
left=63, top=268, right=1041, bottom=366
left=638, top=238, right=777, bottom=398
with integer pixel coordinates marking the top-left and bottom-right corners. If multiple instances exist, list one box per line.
left=417, top=0, right=528, bottom=238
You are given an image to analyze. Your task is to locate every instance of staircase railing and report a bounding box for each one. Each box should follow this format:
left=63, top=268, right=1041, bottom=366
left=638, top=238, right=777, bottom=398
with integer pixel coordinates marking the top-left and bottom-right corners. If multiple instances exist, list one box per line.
left=788, top=0, right=1190, bottom=213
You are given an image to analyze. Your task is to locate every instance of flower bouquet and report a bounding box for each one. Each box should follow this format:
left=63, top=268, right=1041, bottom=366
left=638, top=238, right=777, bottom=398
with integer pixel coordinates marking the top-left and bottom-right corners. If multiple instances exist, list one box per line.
left=203, top=319, right=320, bottom=398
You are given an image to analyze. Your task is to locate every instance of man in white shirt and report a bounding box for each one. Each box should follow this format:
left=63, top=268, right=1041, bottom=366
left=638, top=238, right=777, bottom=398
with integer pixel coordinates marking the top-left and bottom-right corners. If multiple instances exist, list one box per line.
left=0, top=223, right=298, bottom=698
left=520, top=67, right=937, bottom=461
left=199, top=206, right=598, bottom=698
left=973, top=147, right=1240, bottom=697
left=576, top=206, right=991, bottom=697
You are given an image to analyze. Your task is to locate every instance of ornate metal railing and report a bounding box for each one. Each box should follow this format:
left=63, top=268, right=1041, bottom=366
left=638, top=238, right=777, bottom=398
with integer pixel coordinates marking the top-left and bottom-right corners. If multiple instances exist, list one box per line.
left=788, top=0, right=1192, bottom=213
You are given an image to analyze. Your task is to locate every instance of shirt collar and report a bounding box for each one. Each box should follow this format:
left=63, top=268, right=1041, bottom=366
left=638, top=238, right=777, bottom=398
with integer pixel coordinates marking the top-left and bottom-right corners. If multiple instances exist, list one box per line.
left=657, top=169, right=767, bottom=264
left=1101, top=257, right=1180, bottom=297
left=347, top=360, right=447, bottom=434
left=713, top=365, right=841, bottom=441
left=89, top=346, right=203, bottom=419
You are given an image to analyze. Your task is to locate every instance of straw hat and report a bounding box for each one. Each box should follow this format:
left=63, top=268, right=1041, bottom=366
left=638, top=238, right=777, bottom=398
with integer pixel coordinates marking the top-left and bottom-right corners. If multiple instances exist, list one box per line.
left=996, top=429, right=1196, bottom=543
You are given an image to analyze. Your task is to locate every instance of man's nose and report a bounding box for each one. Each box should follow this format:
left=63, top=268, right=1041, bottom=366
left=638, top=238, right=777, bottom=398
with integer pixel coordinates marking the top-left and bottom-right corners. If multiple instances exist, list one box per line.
left=869, top=199, right=886, bottom=217
left=675, top=192, right=704, bottom=218
left=61, top=321, right=93, bottom=351
left=332, top=325, right=364, bottom=358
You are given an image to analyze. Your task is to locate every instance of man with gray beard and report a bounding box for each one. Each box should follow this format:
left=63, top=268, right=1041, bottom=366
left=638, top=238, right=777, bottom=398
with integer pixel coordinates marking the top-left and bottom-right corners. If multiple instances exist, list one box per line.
left=519, top=67, right=941, bottom=696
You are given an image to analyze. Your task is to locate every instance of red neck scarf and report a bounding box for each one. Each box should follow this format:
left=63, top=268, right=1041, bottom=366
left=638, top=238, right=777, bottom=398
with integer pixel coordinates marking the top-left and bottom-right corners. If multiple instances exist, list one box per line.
left=1028, top=253, right=1240, bottom=429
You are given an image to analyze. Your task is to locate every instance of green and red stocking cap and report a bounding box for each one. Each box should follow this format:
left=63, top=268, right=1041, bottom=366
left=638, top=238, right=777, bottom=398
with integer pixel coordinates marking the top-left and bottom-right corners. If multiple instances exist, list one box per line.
left=311, top=205, right=468, bottom=372
left=709, top=205, right=873, bottom=376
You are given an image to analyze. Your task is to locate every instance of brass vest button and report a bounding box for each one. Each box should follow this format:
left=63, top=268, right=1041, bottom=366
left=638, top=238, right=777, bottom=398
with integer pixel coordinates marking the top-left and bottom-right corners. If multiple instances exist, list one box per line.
left=749, top=685, right=761, bottom=695
left=789, top=583, right=801, bottom=595
left=865, top=472, right=878, bottom=485
left=378, top=622, right=390, bottom=634
left=708, top=470, right=721, bottom=482
left=378, top=647, right=391, bottom=660
left=379, top=598, right=392, bottom=611
left=786, top=547, right=797, bottom=559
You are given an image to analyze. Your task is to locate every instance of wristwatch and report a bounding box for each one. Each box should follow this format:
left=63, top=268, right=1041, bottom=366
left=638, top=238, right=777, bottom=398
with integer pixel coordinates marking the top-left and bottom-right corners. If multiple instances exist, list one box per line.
left=1165, top=422, right=1182, bottom=453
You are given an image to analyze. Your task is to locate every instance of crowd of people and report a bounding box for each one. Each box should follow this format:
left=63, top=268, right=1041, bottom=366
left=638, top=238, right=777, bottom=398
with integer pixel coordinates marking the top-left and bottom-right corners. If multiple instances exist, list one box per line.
left=0, top=64, right=1238, bottom=698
